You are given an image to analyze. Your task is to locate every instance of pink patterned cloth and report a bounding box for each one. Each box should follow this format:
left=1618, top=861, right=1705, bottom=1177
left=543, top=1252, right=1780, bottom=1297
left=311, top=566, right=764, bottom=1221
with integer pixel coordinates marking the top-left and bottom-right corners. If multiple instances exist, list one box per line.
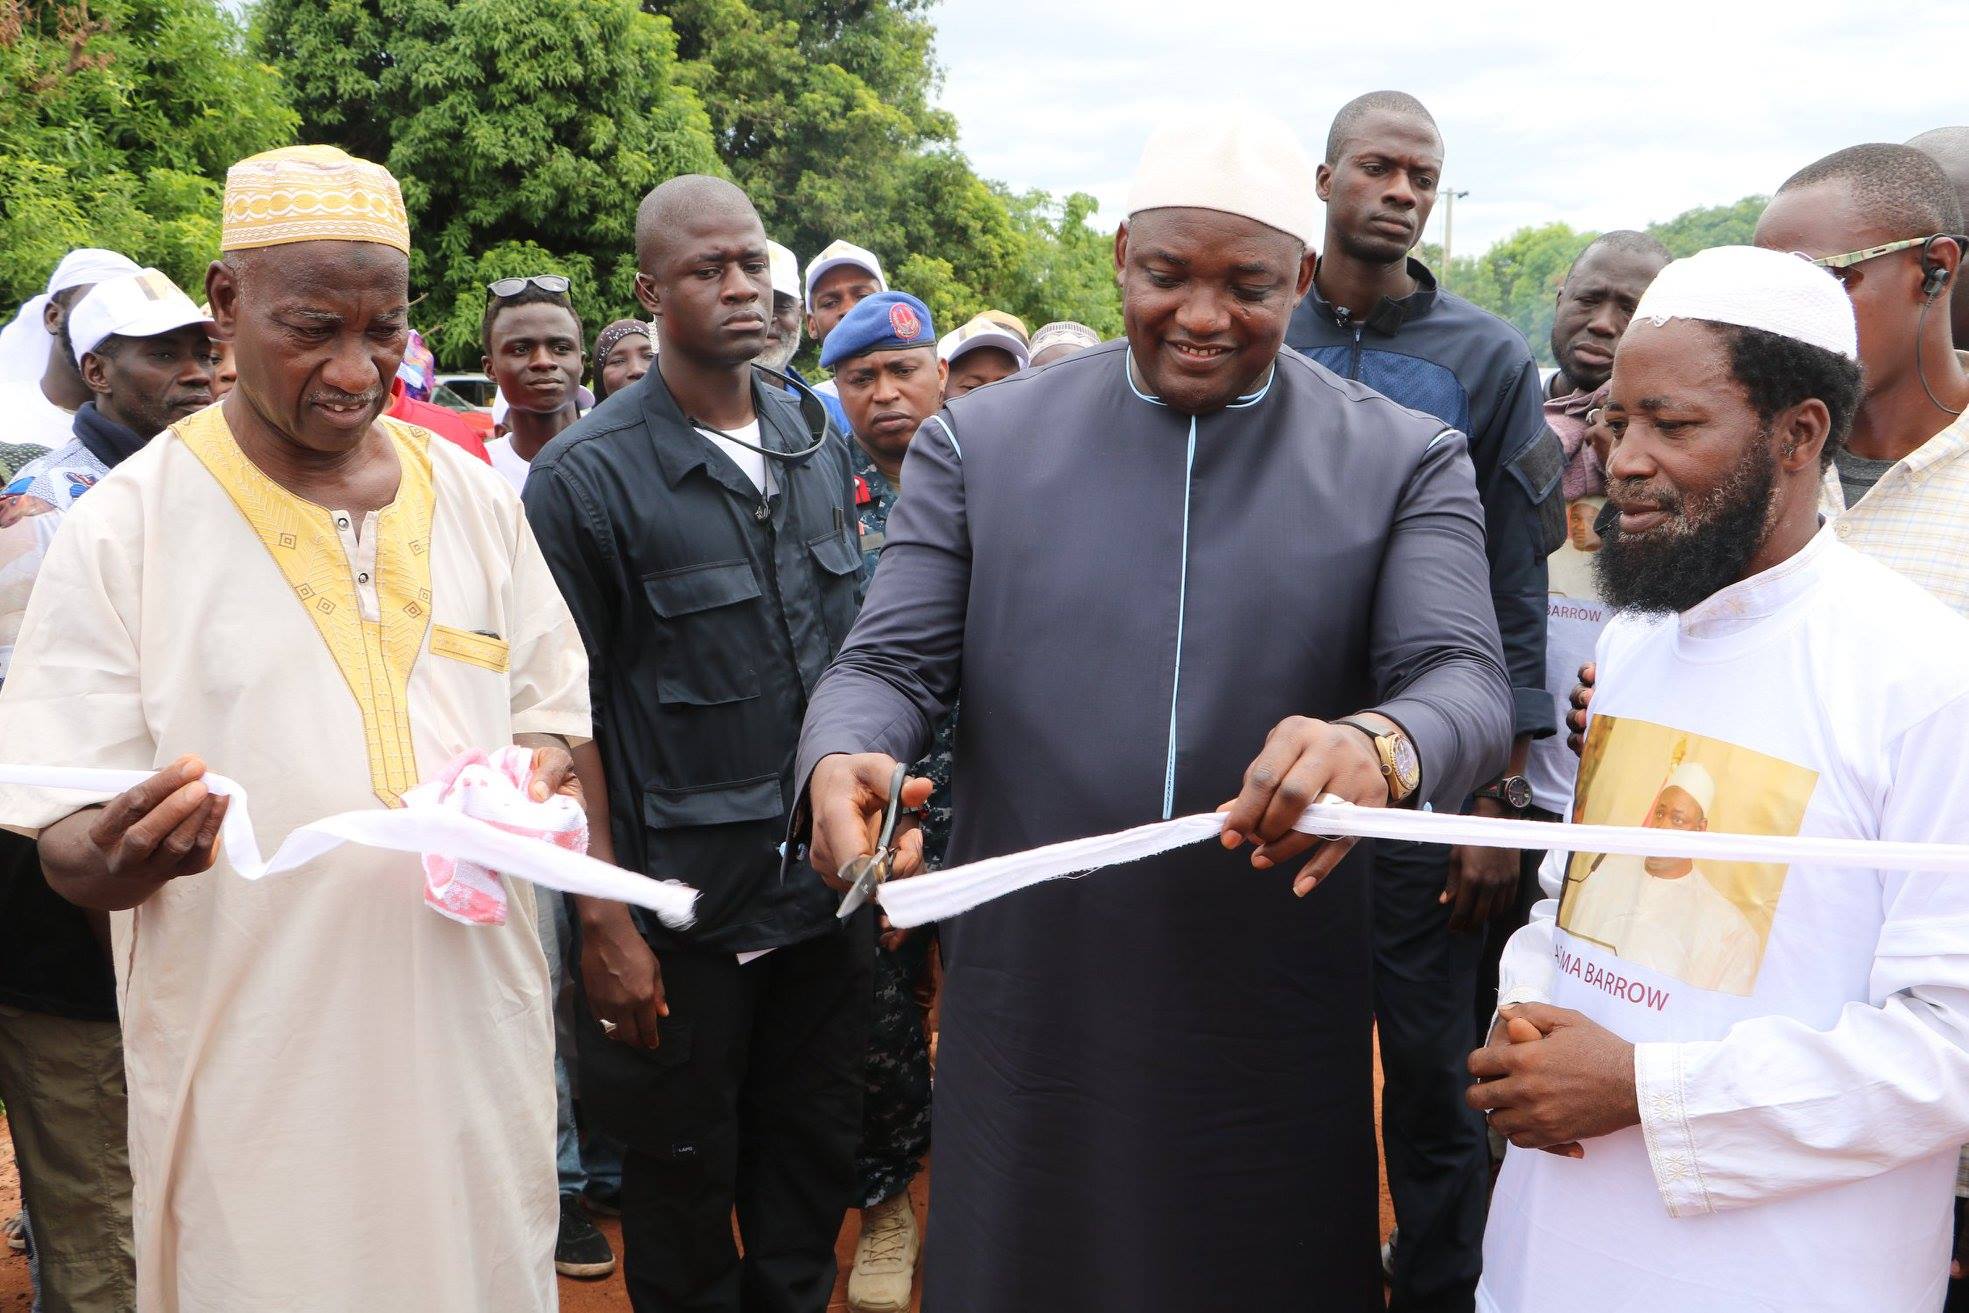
left=401, top=746, right=589, bottom=926
left=1544, top=381, right=1609, bottom=501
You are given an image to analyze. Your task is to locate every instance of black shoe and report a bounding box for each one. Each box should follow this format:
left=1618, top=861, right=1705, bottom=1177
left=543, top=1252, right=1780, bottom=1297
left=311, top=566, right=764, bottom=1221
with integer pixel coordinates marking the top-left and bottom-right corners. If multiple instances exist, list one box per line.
left=581, top=1180, right=622, bottom=1217
left=556, top=1192, right=616, bottom=1279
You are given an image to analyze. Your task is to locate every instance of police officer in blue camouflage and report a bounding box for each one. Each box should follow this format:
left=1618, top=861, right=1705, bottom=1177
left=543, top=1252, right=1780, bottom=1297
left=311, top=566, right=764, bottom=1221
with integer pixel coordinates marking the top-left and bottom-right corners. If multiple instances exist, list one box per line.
left=822, top=291, right=960, bottom=1313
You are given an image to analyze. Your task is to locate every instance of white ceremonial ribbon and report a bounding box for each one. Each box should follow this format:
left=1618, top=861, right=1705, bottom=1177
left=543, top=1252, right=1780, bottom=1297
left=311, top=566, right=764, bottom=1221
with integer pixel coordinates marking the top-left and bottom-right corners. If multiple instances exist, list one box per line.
left=0, top=766, right=699, bottom=928
left=876, top=797, right=1969, bottom=929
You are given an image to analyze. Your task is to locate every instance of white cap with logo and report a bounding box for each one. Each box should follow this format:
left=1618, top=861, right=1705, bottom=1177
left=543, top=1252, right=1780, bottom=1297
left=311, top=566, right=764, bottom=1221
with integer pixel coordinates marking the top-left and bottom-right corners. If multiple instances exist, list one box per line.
left=69, top=269, right=216, bottom=365
left=804, top=239, right=888, bottom=305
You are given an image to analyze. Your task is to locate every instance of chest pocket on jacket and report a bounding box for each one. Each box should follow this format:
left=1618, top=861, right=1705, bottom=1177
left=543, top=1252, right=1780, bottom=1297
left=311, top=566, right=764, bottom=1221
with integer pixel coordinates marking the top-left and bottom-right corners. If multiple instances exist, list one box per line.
left=806, top=529, right=860, bottom=581
left=644, top=559, right=763, bottom=706
left=805, top=529, right=862, bottom=642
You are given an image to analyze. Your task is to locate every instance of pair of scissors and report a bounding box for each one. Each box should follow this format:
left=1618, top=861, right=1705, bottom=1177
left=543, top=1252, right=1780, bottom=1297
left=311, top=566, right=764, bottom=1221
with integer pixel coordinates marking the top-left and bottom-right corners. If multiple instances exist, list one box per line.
left=836, top=762, right=908, bottom=919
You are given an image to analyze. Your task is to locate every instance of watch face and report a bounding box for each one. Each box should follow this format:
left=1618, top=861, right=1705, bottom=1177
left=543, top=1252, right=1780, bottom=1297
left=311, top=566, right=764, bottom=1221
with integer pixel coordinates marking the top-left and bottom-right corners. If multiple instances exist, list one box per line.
left=1503, top=776, right=1532, bottom=810
left=1390, top=734, right=1420, bottom=792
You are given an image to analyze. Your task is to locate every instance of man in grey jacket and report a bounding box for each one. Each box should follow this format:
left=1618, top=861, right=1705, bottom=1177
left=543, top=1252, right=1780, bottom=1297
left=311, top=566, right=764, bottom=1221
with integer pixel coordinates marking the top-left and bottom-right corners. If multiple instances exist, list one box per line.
left=794, top=112, right=1512, bottom=1313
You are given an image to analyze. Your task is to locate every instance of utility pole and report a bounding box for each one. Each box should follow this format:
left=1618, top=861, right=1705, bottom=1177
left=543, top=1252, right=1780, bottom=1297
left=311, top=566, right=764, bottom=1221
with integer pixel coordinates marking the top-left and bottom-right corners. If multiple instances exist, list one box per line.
left=1441, top=188, right=1470, bottom=291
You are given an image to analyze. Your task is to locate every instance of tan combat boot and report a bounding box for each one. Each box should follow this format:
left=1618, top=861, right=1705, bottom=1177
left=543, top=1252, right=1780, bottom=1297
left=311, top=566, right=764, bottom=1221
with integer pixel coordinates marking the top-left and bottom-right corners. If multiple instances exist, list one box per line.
left=847, top=1191, right=919, bottom=1313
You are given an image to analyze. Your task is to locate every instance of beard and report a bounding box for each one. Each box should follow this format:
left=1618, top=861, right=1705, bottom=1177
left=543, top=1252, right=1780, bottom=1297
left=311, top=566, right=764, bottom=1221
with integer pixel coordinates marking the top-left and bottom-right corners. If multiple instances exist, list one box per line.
left=1594, top=429, right=1779, bottom=616
left=758, top=323, right=801, bottom=373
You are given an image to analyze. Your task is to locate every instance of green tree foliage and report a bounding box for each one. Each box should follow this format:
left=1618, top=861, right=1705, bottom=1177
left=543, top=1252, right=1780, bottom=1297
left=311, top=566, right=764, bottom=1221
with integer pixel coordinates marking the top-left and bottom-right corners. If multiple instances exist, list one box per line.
left=0, top=0, right=297, bottom=307
left=1423, top=195, right=1768, bottom=364
left=1646, top=195, right=1767, bottom=257
left=655, top=0, right=1119, bottom=360
left=254, top=0, right=722, bottom=365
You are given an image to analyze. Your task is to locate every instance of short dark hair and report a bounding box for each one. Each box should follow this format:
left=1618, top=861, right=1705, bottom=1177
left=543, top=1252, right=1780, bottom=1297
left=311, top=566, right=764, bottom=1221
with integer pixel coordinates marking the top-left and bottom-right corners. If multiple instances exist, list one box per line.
left=1714, top=322, right=1864, bottom=470
left=1564, top=230, right=1672, bottom=283
left=1325, top=90, right=1439, bottom=165
left=1779, top=143, right=1965, bottom=241
left=482, top=284, right=583, bottom=353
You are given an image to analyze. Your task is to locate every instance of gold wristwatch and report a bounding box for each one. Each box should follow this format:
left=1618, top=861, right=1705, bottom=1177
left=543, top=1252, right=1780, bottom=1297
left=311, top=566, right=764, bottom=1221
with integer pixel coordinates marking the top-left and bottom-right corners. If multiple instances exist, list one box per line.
left=1335, top=716, right=1421, bottom=805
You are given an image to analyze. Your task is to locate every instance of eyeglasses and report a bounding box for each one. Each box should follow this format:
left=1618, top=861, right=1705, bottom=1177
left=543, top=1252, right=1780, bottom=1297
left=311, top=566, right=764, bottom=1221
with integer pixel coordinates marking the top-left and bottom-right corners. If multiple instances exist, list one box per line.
left=486, top=274, right=571, bottom=298
left=1798, top=236, right=1960, bottom=289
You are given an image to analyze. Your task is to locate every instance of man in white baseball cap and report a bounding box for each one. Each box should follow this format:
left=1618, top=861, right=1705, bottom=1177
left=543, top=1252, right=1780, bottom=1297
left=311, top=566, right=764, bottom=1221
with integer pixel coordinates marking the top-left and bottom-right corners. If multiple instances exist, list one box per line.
left=65, top=268, right=217, bottom=371
left=0, top=248, right=142, bottom=457
left=806, top=239, right=887, bottom=435
left=4, top=267, right=217, bottom=637
left=760, top=239, right=805, bottom=374
left=804, top=238, right=887, bottom=338
left=938, top=311, right=1030, bottom=400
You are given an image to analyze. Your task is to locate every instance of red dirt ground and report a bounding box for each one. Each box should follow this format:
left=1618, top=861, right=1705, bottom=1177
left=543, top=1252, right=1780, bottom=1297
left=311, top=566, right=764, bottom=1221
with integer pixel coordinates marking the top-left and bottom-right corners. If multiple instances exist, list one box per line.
left=1, top=1053, right=1396, bottom=1311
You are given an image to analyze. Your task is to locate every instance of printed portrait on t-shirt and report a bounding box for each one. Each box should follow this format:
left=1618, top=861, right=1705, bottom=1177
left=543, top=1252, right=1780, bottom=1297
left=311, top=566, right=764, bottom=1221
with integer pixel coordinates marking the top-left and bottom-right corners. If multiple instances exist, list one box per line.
left=1547, top=495, right=1605, bottom=599
left=1558, top=714, right=1817, bottom=996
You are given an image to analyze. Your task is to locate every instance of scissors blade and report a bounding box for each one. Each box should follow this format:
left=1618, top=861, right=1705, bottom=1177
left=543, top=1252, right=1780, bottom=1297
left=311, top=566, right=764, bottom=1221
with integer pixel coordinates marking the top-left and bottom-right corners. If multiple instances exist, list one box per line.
left=838, top=763, right=911, bottom=919
left=836, top=853, right=882, bottom=918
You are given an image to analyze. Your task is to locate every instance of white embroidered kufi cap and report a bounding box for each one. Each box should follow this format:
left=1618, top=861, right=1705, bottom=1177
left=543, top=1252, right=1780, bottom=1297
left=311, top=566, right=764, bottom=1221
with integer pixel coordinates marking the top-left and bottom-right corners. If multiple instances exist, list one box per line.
left=1628, top=245, right=1858, bottom=360
left=1126, top=108, right=1321, bottom=247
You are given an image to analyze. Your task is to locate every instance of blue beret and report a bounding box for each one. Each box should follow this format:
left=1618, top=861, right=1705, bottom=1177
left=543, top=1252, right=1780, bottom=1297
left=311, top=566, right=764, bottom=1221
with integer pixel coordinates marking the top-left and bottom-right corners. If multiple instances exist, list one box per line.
left=819, top=291, right=937, bottom=369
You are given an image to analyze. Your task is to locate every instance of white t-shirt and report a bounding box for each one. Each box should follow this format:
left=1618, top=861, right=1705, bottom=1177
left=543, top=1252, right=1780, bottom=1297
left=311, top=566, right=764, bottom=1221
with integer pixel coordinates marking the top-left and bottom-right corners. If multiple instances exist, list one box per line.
left=694, top=420, right=768, bottom=496
left=482, top=436, right=530, bottom=494
left=0, top=379, right=79, bottom=451
left=1526, top=527, right=1611, bottom=813
left=1484, top=528, right=1969, bottom=1313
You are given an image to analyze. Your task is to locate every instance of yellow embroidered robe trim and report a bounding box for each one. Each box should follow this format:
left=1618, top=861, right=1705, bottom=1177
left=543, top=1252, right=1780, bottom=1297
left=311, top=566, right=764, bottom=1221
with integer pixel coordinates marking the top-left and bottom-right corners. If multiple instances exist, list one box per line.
left=174, top=406, right=434, bottom=803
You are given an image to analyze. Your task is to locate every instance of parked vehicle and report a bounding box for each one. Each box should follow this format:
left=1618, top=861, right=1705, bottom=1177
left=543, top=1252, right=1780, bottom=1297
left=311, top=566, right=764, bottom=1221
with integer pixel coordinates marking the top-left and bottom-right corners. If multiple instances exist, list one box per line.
left=429, top=382, right=495, bottom=439
left=435, top=373, right=498, bottom=411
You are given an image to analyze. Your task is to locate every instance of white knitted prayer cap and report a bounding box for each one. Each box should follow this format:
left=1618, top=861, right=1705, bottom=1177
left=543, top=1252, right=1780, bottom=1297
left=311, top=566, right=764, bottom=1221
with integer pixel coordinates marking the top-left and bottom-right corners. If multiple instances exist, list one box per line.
left=1125, top=108, right=1321, bottom=248
left=1661, top=763, right=1716, bottom=818
left=1628, top=245, right=1858, bottom=360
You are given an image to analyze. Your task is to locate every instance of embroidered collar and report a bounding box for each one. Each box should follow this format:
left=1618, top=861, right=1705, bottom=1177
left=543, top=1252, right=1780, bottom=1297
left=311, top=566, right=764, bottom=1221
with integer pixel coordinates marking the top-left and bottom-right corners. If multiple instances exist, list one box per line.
left=1122, top=351, right=1276, bottom=412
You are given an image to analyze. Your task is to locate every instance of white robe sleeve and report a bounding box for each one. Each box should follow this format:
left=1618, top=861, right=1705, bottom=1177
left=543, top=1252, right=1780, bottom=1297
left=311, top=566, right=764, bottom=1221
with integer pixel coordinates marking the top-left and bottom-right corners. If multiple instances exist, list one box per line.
left=504, top=508, right=591, bottom=745
left=0, top=479, right=153, bottom=832
left=1493, top=848, right=1568, bottom=1012
left=1634, top=691, right=1969, bottom=1217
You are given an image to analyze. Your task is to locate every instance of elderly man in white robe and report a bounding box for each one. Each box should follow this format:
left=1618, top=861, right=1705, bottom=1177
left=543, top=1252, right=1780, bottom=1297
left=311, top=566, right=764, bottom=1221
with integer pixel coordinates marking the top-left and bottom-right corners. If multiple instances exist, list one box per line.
left=0, top=145, right=591, bottom=1313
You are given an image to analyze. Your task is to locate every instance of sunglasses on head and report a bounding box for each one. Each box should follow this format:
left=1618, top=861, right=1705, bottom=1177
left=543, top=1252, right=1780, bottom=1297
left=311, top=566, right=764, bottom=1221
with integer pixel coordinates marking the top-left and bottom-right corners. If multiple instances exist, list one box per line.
left=487, top=274, right=571, bottom=298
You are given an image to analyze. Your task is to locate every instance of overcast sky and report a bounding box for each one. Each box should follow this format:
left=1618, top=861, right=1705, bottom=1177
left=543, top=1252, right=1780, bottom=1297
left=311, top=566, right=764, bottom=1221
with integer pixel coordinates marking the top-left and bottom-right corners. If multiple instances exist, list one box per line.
left=931, top=0, right=1969, bottom=256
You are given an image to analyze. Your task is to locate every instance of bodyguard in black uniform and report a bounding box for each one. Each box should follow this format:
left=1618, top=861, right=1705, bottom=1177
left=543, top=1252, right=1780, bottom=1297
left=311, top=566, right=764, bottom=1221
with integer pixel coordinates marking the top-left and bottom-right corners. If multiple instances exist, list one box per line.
left=522, top=174, right=870, bottom=1313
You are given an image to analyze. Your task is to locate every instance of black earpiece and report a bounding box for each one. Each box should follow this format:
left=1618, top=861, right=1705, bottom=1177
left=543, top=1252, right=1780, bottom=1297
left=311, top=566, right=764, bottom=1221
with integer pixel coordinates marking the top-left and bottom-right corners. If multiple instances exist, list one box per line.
left=1921, top=236, right=1951, bottom=298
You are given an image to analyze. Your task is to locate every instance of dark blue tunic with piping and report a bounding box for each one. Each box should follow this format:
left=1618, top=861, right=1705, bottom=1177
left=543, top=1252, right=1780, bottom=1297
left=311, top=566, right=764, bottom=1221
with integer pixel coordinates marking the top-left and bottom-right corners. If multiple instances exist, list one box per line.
left=795, top=340, right=1512, bottom=1312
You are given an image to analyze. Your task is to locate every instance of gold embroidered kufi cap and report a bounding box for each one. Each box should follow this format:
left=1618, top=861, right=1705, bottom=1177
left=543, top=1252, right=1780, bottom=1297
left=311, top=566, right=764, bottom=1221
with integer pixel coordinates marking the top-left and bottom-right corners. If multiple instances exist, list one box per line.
left=222, top=145, right=411, bottom=256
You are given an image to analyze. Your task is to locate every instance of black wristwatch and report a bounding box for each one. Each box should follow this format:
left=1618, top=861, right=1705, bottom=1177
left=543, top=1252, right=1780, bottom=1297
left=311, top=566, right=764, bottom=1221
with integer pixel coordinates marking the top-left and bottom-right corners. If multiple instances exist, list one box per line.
left=1475, top=775, right=1532, bottom=812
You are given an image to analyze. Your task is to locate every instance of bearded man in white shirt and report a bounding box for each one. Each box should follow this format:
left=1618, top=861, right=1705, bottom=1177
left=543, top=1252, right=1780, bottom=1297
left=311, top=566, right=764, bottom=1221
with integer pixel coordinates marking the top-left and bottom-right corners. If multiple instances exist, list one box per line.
left=1470, top=245, right=1969, bottom=1313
